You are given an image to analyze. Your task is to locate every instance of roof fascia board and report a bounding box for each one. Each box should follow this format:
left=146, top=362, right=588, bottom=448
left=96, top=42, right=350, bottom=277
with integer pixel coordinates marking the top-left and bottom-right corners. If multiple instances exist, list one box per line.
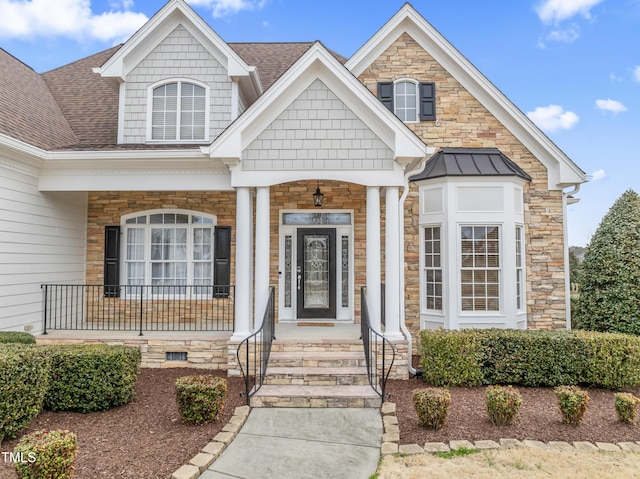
left=0, top=134, right=46, bottom=169
left=97, top=0, right=252, bottom=80
left=209, top=42, right=426, bottom=162
left=346, top=4, right=586, bottom=189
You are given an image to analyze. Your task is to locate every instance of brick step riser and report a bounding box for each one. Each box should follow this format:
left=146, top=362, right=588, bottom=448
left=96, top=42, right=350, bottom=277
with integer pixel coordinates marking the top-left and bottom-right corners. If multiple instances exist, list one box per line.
left=264, top=375, right=370, bottom=386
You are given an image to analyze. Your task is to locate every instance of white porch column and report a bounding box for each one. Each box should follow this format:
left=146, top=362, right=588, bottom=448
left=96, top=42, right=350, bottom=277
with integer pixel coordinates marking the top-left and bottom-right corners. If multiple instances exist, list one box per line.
left=366, top=186, right=381, bottom=331
left=232, top=187, right=252, bottom=340
left=385, top=186, right=403, bottom=339
left=254, top=186, right=270, bottom=319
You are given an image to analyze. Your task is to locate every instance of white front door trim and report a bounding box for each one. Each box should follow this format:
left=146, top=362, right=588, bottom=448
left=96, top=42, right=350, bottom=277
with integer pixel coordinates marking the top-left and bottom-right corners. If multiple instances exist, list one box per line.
left=278, top=209, right=354, bottom=322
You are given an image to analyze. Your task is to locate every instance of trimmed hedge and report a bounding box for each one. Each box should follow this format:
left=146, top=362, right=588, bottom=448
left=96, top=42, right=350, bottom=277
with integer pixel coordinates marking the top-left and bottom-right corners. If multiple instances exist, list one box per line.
left=413, top=387, right=451, bottom=430
left=13, top=429, right=78, bottom=479
left=419, top=329, right=640, bottom=389
left=44, top=344, right=141, bottom=413
left=0, top=332, right=36, bottom=345
left=175, top=375, right=227, bottom=425
left=418, top=330, right=484, bottom=387
left=0, top=345, right=50, bottom=444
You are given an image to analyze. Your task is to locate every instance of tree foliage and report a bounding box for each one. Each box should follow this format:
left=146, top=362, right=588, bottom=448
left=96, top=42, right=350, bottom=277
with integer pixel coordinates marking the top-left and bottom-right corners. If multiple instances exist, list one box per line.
left=576, top=189, right=640, bottom=335
left=568, top=250, right=581, bottom=285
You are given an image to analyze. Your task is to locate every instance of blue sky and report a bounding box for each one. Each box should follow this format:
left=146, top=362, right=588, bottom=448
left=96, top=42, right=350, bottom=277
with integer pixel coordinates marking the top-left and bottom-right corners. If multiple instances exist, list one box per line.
left=1, top=0, right=639, bottom=246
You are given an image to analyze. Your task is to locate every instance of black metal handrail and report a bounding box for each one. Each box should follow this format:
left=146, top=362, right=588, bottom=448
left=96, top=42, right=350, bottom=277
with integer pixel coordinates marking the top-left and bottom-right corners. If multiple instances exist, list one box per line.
left=360, top=286, right=396, bottom=399
left=236, top=287, right=276, bottom=405
left=41, top=284, right=234, bottom=335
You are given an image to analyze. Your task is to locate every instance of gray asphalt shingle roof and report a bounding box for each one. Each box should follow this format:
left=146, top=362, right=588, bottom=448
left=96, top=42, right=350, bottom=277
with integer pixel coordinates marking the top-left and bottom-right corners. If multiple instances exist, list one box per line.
left=0, top=42, right=344, bottom=151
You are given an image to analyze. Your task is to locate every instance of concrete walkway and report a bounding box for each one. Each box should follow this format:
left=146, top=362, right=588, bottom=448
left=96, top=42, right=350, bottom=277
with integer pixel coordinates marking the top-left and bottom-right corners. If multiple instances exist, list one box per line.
left=198, top=408, right=382, bottom=479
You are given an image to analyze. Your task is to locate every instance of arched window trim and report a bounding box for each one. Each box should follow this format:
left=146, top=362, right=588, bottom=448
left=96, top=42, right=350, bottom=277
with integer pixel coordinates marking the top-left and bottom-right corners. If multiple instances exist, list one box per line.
left=393, top=78, right=420, bottom=123
left=146, top=78, right=210, bottom=143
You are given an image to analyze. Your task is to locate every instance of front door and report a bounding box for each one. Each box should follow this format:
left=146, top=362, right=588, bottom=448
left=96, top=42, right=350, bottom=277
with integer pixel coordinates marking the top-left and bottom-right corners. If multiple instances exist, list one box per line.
left=296, top=228, right=336, bottom=319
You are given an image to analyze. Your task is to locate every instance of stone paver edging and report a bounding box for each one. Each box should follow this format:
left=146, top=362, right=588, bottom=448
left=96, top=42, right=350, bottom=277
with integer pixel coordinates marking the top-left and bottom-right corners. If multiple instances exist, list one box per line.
left=171, top=405, right=251, bottom=479
left=379, top=402, right=640, bottom=457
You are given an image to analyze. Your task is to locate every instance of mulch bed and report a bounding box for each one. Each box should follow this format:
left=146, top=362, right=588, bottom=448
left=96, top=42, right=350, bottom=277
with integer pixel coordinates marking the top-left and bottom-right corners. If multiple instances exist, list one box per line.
left=2, top=365, right=639, bottom=478
left=386, top=376, right=640, bottom=445
left=0, top=369, right=245, bottom=479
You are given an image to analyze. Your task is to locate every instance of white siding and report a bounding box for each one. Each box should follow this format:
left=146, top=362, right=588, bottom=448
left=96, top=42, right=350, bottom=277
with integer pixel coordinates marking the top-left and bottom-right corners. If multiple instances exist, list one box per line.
left=122, top=25, right=232, bottom=143
left=242, top=79, right=394, bottom=171
left=0, top=163, right=86, bottom=333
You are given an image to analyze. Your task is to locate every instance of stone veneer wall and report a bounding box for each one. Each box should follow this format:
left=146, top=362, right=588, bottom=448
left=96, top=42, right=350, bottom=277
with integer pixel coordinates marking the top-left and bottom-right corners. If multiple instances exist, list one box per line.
left=358, top=33, right=567, bottom=333
left=86, top=191, right=237, bottom=286
left=37, top=336, right=231, bottom=370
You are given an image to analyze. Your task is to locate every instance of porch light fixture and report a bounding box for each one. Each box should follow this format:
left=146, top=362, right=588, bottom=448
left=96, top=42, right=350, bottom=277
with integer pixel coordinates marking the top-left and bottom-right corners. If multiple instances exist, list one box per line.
left=313, top=183, right=324, bottom=207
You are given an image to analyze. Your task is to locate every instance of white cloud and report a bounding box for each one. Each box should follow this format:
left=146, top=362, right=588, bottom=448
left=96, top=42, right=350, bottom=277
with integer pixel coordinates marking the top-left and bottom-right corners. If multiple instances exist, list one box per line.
left=595, top=98, right=628, bottom=113
left=538, top=25, right=580, bottom=47
left=187, top=0, right=266, bottom=18
left=590, top=169, right=607, bottom=181
left=634, top=66, right=640, bottom=83
left=0, top=0, right=147, bottom=42
left=536, top=0, right=604, bottom=24
left=527, top=105, right=580, bottom=132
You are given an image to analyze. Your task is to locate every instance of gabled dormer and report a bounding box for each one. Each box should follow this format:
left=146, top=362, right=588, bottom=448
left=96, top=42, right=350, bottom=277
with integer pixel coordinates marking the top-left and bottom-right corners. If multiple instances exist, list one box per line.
left=94, top=0, right=262, bottom=145
left=347, top=3, right=585, bottom=190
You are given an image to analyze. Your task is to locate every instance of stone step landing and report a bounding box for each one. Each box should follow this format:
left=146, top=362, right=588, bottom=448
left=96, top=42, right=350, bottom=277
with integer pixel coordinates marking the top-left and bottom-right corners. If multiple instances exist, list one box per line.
left=264, top=366, right=370, bottom=386
left=250, top=384, right=381, bottom=408
left=267, top=351, right=367, bottom=368
left=250, top=340, right=380, bottom=408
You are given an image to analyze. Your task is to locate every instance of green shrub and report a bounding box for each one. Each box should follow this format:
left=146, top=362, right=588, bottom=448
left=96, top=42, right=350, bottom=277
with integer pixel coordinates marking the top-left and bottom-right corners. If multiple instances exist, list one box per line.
left=175, top=375, right=227, bottom=425
left=419, top=330, right=483, bottom=387
left=412, top=387, right=451, bottom=430
left=482, top=330, right=588, bottom=387
left=0, top=345, right=50, bottom=445
left=614, top=392, right=640, bottom=426
left=44, top=344, right=141, bottom=413
left=418, top=329, right=640, bottom=389
left=555, top=386, right=590, bottom=425
left=13, top=429, right=78, bottom=479
left=578, top=331, right=640, bottom=389
left=576, top=189, right=640, bottom=335
left=485, top=385, right=522, bottom=426
left=0, top=332, right=36, bottom=345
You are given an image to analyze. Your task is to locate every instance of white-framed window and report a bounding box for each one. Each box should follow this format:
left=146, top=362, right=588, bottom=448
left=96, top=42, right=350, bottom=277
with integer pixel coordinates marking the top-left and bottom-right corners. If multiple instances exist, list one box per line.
left=423, top=226, right=443, bottom=311
left=149, top=80, right=208, bottom=142
left=460, top=225, right=501, bottom=312
left=515, top=225, right=525, bottom=312
left=121, top=210, right=216, bottom=289
left=395, top=80, right=418, bottom=122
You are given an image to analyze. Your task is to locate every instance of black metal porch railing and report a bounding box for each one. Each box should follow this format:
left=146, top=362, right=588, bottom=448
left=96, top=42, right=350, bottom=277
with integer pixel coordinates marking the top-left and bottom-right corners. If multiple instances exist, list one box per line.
left=41, top=284, right=235, bottom=335
left=237, top=287, right=276, bottom=405
left=360, top=286, right=396, bottom=399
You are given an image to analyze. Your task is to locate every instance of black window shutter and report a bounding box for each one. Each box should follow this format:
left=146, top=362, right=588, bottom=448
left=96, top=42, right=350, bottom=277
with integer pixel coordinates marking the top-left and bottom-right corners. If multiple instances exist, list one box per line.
left=104, top=226, right=120, bottom=298
left=419, top=82, right=436, bottom=121
left=377, top=82, right=394, bottom=112
left=213, top=226, right=231, bottom=298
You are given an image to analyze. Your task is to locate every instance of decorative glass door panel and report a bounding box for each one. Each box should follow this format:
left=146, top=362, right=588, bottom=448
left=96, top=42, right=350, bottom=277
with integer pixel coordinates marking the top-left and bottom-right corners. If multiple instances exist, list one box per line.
left=297, top=228, right=336, bottom=319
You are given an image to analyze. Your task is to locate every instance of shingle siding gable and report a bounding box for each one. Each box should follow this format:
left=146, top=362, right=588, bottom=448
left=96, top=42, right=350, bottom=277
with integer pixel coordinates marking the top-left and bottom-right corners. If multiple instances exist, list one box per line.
left=122, top=25, right=232, bottom=144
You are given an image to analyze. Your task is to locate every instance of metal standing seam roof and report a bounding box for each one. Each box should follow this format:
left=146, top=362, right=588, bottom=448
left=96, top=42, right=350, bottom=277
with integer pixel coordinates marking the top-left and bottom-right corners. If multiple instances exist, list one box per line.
left=409, top=148, right=532, bottom=182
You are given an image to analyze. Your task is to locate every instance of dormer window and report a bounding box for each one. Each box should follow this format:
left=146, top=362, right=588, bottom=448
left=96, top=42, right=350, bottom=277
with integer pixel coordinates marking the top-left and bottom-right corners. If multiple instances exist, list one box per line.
left=149, top=80, right=209, bottom=142
left=377, top=80, right=436, bottom=122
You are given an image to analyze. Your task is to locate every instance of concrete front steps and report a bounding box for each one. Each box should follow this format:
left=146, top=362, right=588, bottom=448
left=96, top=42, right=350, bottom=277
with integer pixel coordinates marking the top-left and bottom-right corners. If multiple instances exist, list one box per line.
left=249, top=339, right=382, bottom=408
